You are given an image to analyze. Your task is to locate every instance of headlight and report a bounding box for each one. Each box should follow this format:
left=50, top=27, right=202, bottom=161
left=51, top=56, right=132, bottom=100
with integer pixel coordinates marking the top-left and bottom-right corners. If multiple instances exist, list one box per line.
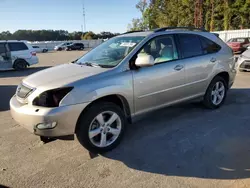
left=33, top=87, right=73, bottom=107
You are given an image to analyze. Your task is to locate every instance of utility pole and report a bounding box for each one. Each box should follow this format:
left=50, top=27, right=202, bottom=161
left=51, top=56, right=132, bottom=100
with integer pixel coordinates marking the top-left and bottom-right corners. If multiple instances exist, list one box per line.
left=83, top=0, right=86, bottom=32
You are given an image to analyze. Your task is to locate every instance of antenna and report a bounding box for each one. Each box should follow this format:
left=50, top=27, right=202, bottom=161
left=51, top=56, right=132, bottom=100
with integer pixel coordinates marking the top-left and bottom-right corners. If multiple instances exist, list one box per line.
left=82, top=0, right=86, bottom=32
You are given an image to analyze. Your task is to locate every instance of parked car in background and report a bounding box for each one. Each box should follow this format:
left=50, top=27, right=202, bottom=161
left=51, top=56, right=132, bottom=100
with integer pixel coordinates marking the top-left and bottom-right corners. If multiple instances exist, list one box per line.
left=237, top=49, right=250, bottom=72
left=10, top=27, right=236, bottom=153
left=65, top=43, right=84, bottom=51
left=0, top=40, right=38, bottom=70
left=54, top=42, right=73, bottom=51
left=227, top=37, right=250, bottom=53
left=32, top=45, right=48, bottom=53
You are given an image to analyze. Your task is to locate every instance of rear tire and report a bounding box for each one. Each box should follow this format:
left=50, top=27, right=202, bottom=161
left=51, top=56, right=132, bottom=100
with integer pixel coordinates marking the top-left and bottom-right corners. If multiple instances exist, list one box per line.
left=13, top=60, right=27, bottom=71
left=203, top=76, right=227, bottom=109
left=76, top=102, right=126, bottom=153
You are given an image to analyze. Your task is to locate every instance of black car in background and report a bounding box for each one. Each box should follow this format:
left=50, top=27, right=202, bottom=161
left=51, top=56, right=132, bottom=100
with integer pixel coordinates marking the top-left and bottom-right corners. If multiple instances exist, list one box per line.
left=65, top=43, right=84, bottom=51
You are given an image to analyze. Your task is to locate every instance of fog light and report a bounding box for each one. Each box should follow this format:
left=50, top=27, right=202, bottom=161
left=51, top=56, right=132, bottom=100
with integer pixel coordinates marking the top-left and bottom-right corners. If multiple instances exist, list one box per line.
left=36, top=122, right=57, bottom=130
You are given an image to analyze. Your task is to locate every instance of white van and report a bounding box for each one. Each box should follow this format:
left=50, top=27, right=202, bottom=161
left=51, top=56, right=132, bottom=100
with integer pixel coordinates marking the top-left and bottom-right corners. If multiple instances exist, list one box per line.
left=0, top=40, right=39, bottom=70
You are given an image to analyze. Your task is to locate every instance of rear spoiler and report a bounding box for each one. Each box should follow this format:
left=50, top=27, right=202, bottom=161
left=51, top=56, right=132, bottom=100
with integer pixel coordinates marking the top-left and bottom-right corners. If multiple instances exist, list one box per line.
left=213, top=33, right=220, bottom=37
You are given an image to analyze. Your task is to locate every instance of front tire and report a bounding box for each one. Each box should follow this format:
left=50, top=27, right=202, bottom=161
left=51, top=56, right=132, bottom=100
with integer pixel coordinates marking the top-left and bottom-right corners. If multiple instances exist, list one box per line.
left=76, top=102, right=126, bottom=153
left=203, top=76, right=227, bottom=109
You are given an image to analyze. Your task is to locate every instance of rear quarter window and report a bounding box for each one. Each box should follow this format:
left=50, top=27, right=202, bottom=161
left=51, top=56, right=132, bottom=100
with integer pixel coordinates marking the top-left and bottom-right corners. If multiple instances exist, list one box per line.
left=199, top=36, right=221, bottom=54
left=9, top=42, right=28, bottom=51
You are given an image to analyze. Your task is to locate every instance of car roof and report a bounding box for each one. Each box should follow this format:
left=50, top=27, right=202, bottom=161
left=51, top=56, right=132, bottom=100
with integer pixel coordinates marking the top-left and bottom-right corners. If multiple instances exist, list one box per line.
left=117, top=27, right=214, bottom=38
left=231, top=37, right=249, bottom=39
left=0, top=40, right=29, bottom=43
left=118, top=30, right=215, bottom=41
left=119, top=31, right=153, bottom=37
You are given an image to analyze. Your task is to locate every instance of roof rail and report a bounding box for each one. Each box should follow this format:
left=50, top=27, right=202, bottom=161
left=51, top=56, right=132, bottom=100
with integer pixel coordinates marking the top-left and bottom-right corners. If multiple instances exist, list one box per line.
left=154, top=27, right=208, bottom=33
left=122, top=30, right=144, bottom=34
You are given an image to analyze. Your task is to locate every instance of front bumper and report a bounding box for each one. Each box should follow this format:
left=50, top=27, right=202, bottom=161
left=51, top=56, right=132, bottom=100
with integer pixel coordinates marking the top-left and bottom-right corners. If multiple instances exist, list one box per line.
left=10, top=96, right=89, bottom=137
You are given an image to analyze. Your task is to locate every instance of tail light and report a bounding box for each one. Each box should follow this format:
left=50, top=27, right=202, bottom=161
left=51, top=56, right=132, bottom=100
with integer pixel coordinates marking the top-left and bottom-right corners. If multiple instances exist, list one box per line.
left=33, top=87, right=74, bottom=107
left=31, top=51, right=36, bottom=56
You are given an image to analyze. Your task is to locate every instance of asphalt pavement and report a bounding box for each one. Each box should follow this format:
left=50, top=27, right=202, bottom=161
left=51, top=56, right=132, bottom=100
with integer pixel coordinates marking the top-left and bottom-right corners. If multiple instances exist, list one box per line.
left=0, top=51, right=250, bottom=188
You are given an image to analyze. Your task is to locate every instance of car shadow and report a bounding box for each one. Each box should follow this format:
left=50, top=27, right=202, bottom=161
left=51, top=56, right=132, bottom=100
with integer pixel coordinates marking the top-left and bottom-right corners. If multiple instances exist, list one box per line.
left=0, top=66, right=51, bottom=78
left=104, top=88, right=250, bottom=180
left=0, top=185, right=10, bottom=188
left=0, top=85, right=17, bottom=112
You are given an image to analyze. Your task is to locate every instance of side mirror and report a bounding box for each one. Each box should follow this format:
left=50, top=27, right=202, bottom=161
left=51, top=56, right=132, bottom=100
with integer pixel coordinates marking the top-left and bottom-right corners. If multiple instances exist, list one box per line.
left=135, top=54, right=155, bottom=67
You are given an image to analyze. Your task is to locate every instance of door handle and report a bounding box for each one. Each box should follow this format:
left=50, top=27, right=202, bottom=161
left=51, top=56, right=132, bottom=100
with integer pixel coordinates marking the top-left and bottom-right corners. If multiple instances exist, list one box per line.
left=174, top=64, right=184, bottom=71
left=210, top=57, right=217, bottom=63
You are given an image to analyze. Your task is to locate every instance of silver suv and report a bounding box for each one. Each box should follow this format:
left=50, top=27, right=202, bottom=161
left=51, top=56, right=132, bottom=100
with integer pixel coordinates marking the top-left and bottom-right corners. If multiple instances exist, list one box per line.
left=10, top=27, right=236, bottom=153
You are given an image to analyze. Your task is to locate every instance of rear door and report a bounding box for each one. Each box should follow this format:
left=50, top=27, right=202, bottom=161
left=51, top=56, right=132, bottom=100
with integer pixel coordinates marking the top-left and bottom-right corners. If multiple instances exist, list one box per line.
left=0, top=42, right=12, bottom=69
left=178, top=34, right=221, bottom=97
left=74, top=43, right=79, bottom=49
left=8, top=42, right=30, bottom=60
left=75, top=43, right=83, bottom=49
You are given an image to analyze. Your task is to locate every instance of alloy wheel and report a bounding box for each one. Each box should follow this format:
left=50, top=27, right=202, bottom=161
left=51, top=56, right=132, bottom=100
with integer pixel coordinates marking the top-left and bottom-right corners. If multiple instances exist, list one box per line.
left=88, top=111, right=122, bottom=148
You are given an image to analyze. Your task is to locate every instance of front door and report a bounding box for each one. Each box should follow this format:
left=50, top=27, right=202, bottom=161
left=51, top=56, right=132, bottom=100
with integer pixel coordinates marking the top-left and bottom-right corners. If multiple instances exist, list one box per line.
left=132, top=34, right=187, bottom=115
left=0, top=43, right=12, bottom=70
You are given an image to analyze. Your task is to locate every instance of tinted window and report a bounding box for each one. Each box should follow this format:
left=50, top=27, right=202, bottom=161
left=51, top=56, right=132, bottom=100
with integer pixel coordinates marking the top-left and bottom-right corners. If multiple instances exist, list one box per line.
left=0, top=43, right=6, bottom=54
left=32, top=46, right=39, bottom=48
left=199, top=36, right=221, bottom=54
left=9, top=42, right=28, bottom=51
left=178, top=34, right=203, bottom=58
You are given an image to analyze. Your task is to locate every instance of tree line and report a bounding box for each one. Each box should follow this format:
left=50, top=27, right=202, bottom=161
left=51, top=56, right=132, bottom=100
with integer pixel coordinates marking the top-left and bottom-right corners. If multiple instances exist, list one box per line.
left=128, top=0, right=250, bottom=31
left=0, top=30, right=120, bottom=41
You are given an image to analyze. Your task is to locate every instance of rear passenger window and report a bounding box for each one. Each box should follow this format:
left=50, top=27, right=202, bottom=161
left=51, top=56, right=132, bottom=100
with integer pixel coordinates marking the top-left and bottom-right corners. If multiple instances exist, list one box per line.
left=199, top=36, right=221, bottom=54
left=178, top=34, right=203, bottom=58
left=9, top=42, right=28, bottom=51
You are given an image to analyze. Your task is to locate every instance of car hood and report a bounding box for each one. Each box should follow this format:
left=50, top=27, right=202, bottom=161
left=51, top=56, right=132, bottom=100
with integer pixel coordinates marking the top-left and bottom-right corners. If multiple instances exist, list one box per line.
left=23, top=63, right=107, bottom=88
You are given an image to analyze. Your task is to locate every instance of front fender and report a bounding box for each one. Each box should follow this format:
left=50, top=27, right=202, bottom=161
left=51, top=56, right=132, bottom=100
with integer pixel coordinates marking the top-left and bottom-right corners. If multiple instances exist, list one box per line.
left=60, top=71, right=134, bottom=114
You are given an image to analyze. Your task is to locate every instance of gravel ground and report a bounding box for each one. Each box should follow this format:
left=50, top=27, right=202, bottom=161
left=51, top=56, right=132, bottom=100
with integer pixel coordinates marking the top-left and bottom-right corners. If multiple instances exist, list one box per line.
left=1, top=51, right=250, bottom=188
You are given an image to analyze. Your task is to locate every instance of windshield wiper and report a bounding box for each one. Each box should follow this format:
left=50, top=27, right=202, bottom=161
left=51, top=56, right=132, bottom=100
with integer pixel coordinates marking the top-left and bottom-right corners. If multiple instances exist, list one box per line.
left=71, top=59, right=78, bottom=63
left=79, top=62, right=115, bottom=68
left=84, top=62, right=101, bottom=67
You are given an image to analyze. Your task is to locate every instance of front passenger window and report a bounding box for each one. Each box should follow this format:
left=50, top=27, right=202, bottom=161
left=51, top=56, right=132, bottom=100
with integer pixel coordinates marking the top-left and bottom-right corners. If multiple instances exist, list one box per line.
left=138, top=35, right=178, bottom=64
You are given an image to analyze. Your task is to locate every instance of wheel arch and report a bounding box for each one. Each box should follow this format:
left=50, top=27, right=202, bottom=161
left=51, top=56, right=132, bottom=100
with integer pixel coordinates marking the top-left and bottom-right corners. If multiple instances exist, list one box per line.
left=75, top=94, right=132, bottom=133
left=13, top=58, right=29, bottom=67
left=213, top=71, right=229, bottom=88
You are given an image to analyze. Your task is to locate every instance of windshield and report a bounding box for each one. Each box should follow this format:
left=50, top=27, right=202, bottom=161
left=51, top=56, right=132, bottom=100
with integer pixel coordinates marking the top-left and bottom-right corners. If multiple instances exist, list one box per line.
left=76, top=36, right=144, bottom=67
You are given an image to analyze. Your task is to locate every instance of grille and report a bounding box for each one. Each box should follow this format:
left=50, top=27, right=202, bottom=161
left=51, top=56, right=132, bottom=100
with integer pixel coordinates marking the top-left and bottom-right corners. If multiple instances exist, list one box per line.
left=16, top=84, right=33, bottom=98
